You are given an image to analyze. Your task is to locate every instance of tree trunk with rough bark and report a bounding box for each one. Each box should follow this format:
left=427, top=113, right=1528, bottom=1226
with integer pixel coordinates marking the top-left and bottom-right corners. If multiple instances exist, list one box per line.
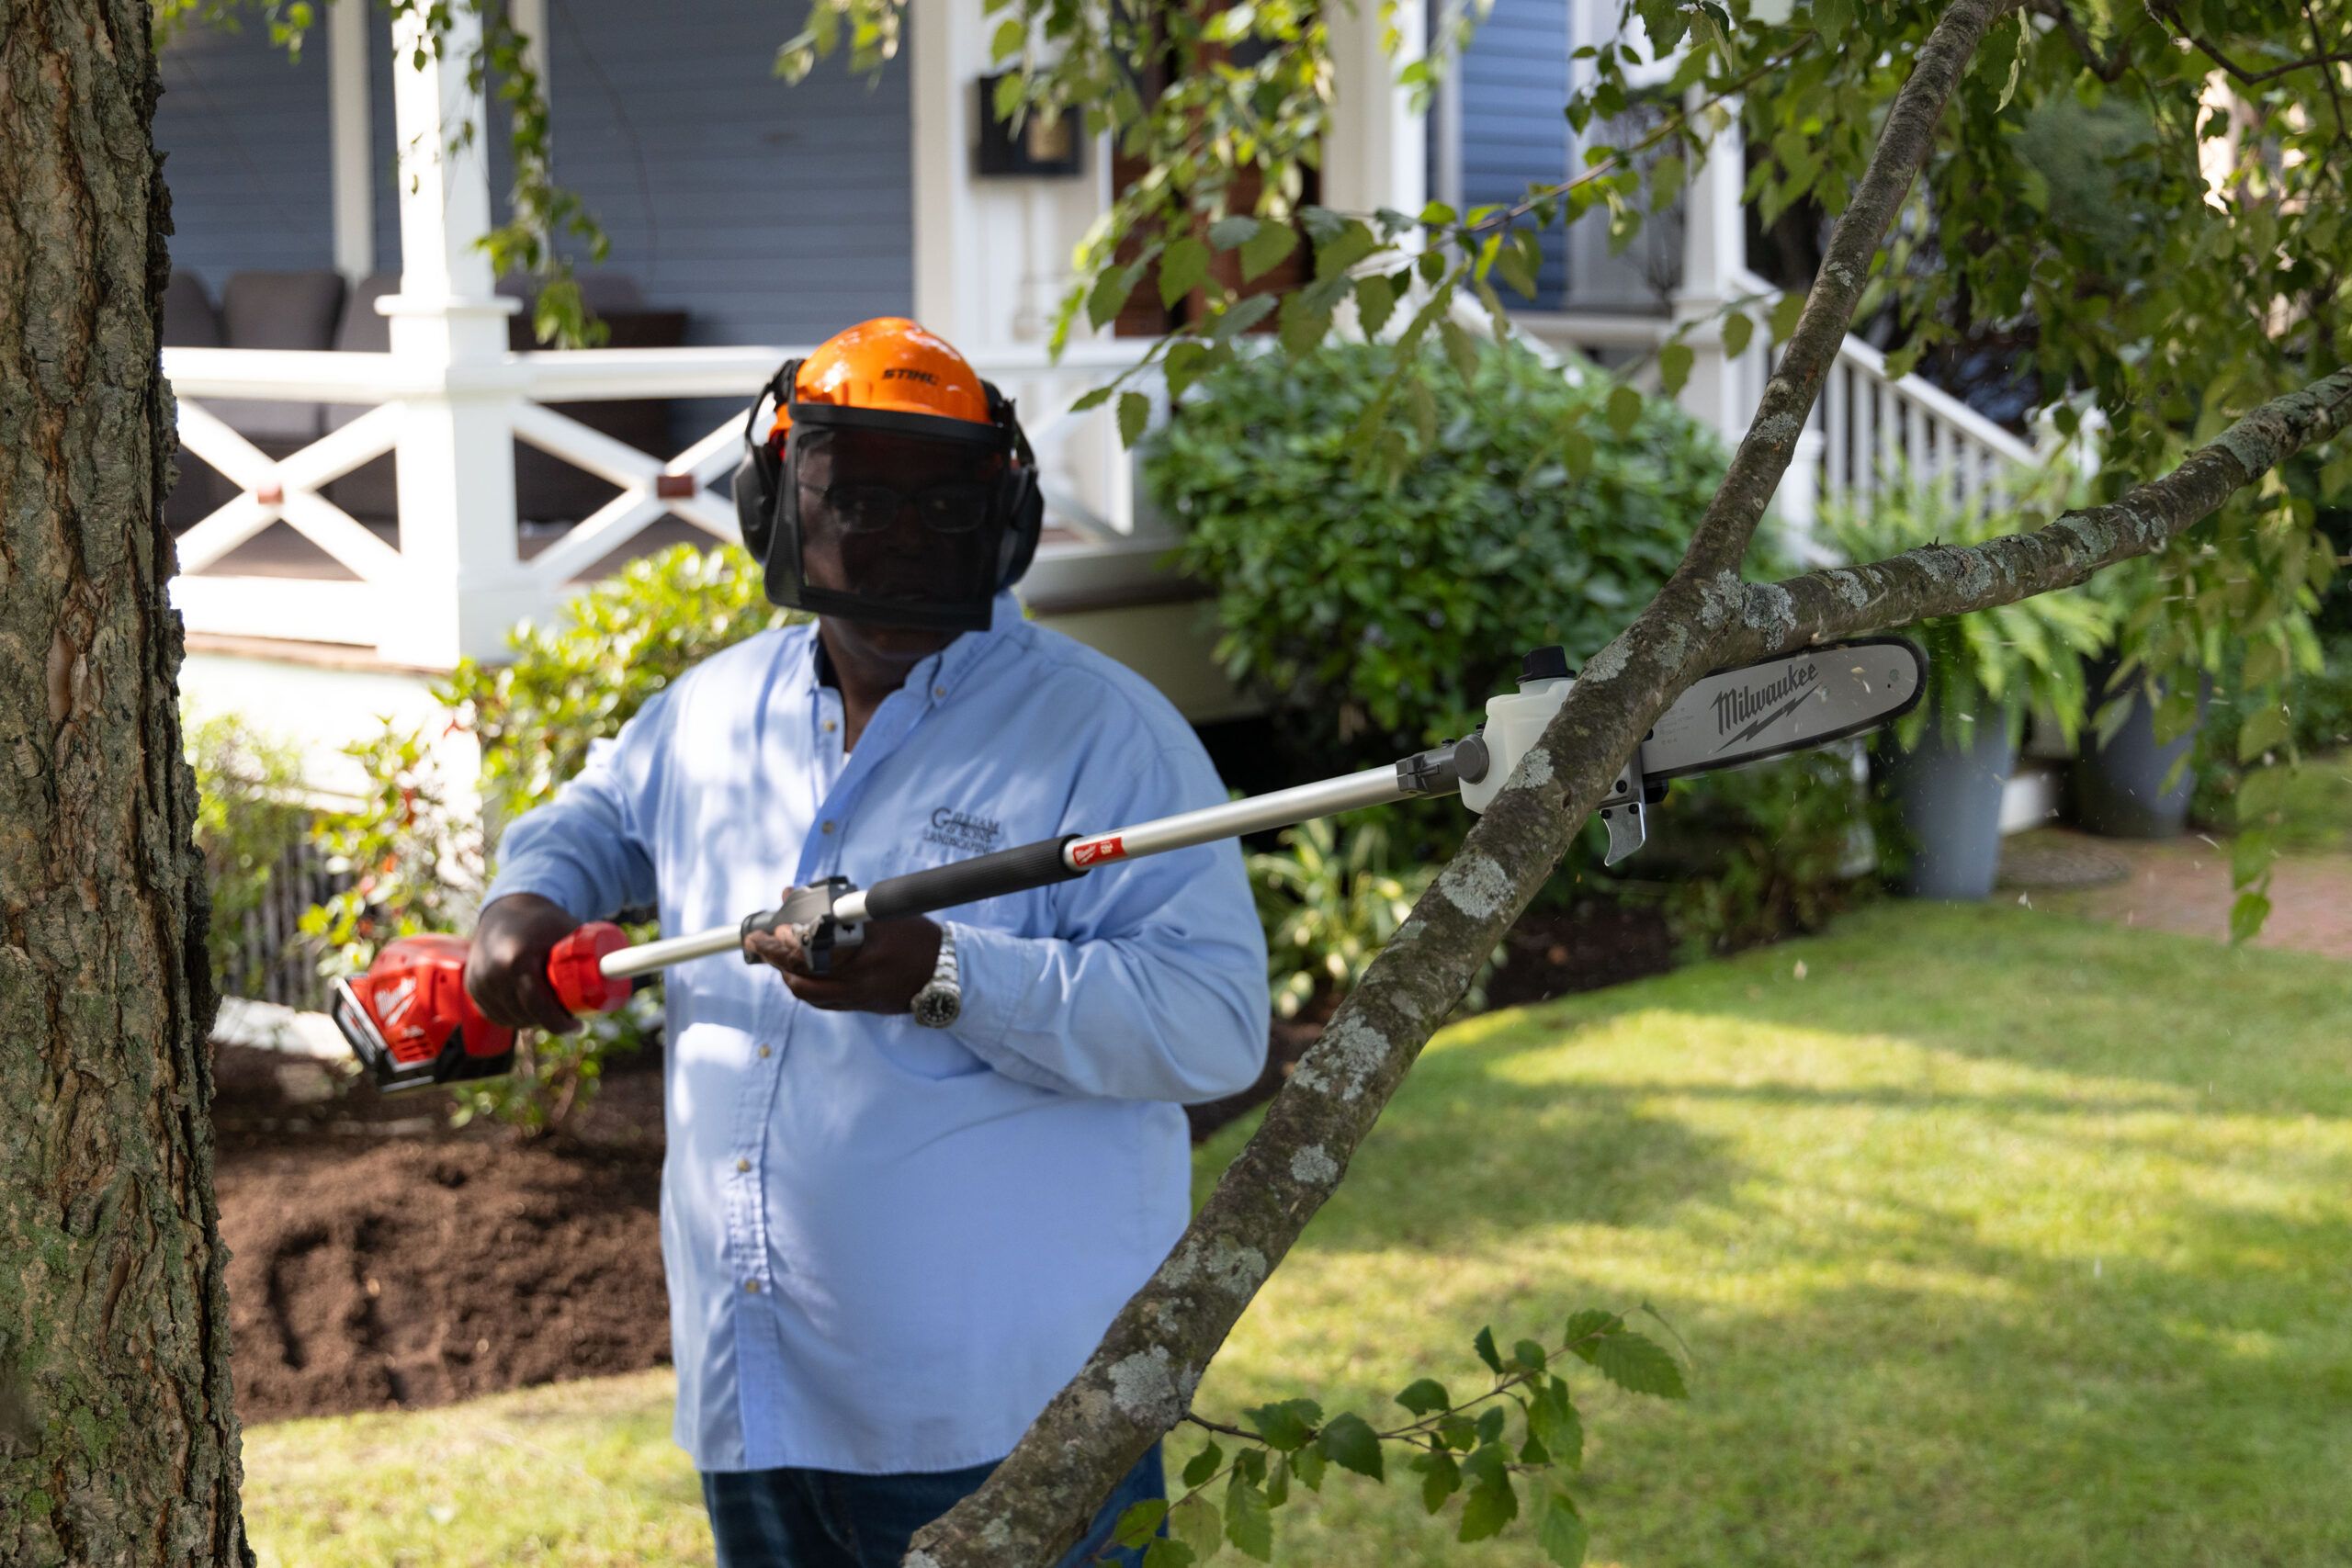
left=0, top=2, right=252, bottom=1562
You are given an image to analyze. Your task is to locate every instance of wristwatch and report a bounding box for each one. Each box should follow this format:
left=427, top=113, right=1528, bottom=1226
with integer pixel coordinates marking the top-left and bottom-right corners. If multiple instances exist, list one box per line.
left=910, top=923, right=961, bottom=1029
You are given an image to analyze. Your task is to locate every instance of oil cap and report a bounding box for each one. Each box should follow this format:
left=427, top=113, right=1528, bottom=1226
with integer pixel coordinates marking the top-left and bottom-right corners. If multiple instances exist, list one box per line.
left=1519, top=645, right=1572, bottom=687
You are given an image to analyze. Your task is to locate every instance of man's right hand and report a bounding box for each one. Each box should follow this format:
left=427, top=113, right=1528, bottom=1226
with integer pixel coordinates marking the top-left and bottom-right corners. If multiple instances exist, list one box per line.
left=465, top=893, right=584, bottom=1034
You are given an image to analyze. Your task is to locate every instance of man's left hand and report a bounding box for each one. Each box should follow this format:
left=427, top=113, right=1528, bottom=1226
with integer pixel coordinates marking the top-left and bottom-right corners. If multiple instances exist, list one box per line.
left=744, top=914, right=942, bottom=1015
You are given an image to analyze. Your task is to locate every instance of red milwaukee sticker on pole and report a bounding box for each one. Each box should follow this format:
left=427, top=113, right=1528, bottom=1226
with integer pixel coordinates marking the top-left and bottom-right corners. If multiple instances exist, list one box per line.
left=1070, top=836, right=1125, bottom=868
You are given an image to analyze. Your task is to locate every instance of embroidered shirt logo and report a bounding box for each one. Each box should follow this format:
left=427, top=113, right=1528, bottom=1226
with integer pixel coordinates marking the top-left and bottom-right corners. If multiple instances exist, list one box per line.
left=922, top=807, right=1003, bottom=856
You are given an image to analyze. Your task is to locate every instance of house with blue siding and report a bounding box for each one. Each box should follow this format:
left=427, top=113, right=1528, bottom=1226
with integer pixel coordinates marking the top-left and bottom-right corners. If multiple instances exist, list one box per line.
left=159, top=0, right=2022, bottom=791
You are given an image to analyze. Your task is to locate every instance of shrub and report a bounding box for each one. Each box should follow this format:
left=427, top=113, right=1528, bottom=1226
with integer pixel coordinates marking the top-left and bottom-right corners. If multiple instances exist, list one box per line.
left=1148, top=337, right=1736, bottom=763
left=442, top=542, right=804, bottom=833
left=187, top=712, right=313, bottom=998
left=308, top=543, right=796, bottom=1136
left=1156, top=334, right=1869, bottom=957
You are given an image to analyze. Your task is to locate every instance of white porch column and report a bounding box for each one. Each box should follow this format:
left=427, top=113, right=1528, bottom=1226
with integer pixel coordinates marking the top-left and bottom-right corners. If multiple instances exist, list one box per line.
left=376, top=2, right=538, bottom=669
left=328, top=0, right=374, bottom=280
left=910, top=5, right=985, bottom=344
left=1671, top=94, right=1748, bottom=439
left=1323, top=2, right=1428, bottom=219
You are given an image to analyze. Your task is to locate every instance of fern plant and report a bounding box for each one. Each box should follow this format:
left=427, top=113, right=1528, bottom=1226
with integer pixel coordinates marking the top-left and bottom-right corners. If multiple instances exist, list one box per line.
left=1821, top=470, right=2110, bottom=750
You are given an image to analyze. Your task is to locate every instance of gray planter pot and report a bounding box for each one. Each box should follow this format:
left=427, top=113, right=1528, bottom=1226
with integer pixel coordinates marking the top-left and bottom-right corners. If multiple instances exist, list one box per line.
left=2072, top=666, right=2209, bottom=840
left=1878, top=714, right=2018, bottom=901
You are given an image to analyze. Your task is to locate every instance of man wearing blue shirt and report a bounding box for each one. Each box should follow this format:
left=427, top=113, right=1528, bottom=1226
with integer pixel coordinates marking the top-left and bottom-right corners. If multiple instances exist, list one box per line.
left=464, top=319, right=1270, bottom=1567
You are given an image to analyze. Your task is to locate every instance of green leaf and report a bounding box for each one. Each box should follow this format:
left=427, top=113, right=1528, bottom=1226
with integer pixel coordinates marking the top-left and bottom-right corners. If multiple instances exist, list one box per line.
left=1264, top=1455, right=1290, bottom=1509
left=1279, top=294, right=1332, bottom=358
left=1458, top=1475, right=1520, bottom=1542
left=1606, top=384, right=1644, bottom=437
left=1474, top=1326, right=1504, bottom=1374
left=1088, top=266, right=1136, bottom=330
left=1239, top=221, right=1299, bottom=283
left=1244, top=1398, right=1320, bottom=1452
left=1354, top=273, right=1397, bottom=338
left=1316, top=1413, right=1385, bottom=1481
left=1211, top=295, right=1277, bottom=344
left=1160, top=236, right=1210, bottom=308
left=1395, top=1378, right=1450, bottom=1416
left=1476, top=1405, right=1508, bottom=1446
left=1535, top=1492, right=1590, bottom=1566
left=989, top=15, right=1023, bottom=62
left=1170, top=1491, right=1224, bottom=1562
left=1658, top=342, right=1694, bottom=397
left=1118, top=391, right=1151, bottom=449
left=1208, top=215, right=1261, bottom=253
left=1114, top=1499, right=1171, bottom=1550
left=1722, top=310, right=1754, bottom=360
left=2230, top=887, right=2274, bottom=944
left=1592, top=1330, right=1688, bottom=1399
left=1224, top=1474, right=1273, bottom=1562
left=1291, top=1444, right=1328, bottom=1492
left=2238, top=704, right=2291, bottom=762
left=1417, top=1451, right=1461, bottom=1514
left=1142, top=1537, right=1197, bottom=1568
left=1314, top=220, right=1379, bottom=281
left=1528, top=1379, right=1585, bottom=1469
left=1565, top=1310, right=1623, bottom=1353
left=1440, top=319, right=1482, bottom=386
left=1995, top=11, right=2028, bottom=111
left=1182, top=1441, right=1225, bottom=1490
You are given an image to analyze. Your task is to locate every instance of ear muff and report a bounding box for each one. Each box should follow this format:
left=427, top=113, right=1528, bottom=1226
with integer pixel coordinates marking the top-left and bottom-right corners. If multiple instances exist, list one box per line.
left=981, top=381, right=1046, bottom=592
left=732, top=359, right=800, bottom=562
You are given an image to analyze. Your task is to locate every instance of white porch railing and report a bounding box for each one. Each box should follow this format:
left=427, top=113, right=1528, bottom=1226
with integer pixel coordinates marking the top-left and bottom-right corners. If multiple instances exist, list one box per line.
left=1510, top=269, right=2042, bottom=549
left=163, top=339, right=1163, bottom=664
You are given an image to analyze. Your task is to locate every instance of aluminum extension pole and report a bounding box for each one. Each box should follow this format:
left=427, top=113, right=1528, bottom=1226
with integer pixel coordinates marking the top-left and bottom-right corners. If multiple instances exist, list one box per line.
left=597, top=745, right=1483, bottom=982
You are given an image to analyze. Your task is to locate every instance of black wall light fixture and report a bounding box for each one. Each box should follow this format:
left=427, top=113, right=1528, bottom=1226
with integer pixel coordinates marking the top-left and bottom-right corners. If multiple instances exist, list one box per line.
left=976, top=73, right=1085, bottom=177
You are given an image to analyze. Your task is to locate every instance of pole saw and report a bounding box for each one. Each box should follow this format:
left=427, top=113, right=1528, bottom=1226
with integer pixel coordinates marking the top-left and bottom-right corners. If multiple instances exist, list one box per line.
left=333, top=637, right=1925, bottom=1092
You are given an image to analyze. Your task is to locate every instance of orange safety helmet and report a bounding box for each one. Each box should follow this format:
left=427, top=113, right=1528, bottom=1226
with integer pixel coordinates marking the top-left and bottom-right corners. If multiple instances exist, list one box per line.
left=767, top=317, right=995, bottom=440
left=733, top=318, right=1044, bottom=631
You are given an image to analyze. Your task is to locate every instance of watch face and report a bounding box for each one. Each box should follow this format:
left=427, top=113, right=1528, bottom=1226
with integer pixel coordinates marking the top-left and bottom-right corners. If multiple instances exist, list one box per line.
left=913, top=986, right=961, bottom=1029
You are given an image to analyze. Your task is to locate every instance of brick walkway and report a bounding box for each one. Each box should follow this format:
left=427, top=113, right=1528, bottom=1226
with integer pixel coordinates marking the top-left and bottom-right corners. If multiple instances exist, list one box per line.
left=2006, top=829, right=2352, bottom=961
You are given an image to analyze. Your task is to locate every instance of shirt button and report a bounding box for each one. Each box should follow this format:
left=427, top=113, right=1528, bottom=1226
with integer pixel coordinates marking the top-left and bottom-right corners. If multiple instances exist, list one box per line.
left=933, top=684, right=947, bottom=699
left=820, top=820, right=836, bottom=835
left=743, top=1280, right=761, bottom=1294
left=758, top=1044, right=773, bottom=1058
left=735, top=1156, right=752, bottom=1173
left=822, top=719, right=837, bottom=733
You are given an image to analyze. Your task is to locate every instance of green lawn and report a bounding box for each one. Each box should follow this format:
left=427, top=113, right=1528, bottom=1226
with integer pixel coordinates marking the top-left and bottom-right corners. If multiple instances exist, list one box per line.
left=242, top=903, right=2352, bottom=1567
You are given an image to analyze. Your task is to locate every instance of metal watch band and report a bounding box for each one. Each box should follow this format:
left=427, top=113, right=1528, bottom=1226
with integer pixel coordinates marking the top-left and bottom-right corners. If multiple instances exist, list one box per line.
left=911, top=924, right=961, bottom=1029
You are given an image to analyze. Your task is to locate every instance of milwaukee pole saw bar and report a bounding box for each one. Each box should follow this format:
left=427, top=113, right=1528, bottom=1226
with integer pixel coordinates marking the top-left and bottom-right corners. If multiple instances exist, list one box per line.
left=334, top=639, right=1923, bottom=1091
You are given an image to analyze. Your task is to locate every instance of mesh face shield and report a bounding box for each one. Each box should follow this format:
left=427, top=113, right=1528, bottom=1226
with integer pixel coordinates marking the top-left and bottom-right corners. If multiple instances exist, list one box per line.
left=777, top=420, right=1010, bottom=630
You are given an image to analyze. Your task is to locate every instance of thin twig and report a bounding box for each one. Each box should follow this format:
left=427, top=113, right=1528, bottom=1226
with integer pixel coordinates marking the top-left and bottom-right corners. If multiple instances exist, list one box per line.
left=2148, top=1, right=2352, bottom=85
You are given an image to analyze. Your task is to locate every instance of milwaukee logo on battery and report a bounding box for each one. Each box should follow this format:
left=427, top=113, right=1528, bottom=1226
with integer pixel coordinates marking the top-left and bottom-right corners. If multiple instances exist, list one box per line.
left=1713, top=661, right=1821, bottom=750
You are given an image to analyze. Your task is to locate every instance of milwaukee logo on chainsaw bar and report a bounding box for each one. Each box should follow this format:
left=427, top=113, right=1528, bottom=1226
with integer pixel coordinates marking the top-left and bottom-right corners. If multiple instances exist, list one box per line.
left=1713, top=661, right=1822, bottom=752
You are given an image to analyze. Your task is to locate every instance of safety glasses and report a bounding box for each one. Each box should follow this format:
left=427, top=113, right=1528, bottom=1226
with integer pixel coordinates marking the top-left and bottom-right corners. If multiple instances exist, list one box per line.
left=811, top=479, right=993, bottom=536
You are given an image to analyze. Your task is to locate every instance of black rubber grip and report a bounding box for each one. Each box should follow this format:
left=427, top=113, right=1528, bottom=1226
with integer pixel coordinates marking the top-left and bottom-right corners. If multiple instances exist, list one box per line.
left=862, top=834, right=1086, bottom=920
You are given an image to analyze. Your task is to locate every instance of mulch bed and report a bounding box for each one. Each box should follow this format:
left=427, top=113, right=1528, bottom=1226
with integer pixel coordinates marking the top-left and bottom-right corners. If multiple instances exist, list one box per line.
left=215, top=895, right=1679, bottom=1426
left=212, top=1046, right=670, bottom=1426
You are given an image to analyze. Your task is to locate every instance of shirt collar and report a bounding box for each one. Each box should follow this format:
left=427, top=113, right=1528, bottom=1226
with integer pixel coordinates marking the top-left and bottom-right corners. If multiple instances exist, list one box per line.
left=792, top=592, right=1023, bottom=707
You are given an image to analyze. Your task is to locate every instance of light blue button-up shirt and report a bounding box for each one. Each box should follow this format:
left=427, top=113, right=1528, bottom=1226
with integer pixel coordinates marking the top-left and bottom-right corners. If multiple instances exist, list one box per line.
left=481, top=593, right=1270, bottom=1473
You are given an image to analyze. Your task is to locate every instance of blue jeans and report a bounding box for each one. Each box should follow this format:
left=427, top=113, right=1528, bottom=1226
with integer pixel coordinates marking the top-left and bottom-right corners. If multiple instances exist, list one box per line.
left=700, top=1442, right=1164, bottom=1568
